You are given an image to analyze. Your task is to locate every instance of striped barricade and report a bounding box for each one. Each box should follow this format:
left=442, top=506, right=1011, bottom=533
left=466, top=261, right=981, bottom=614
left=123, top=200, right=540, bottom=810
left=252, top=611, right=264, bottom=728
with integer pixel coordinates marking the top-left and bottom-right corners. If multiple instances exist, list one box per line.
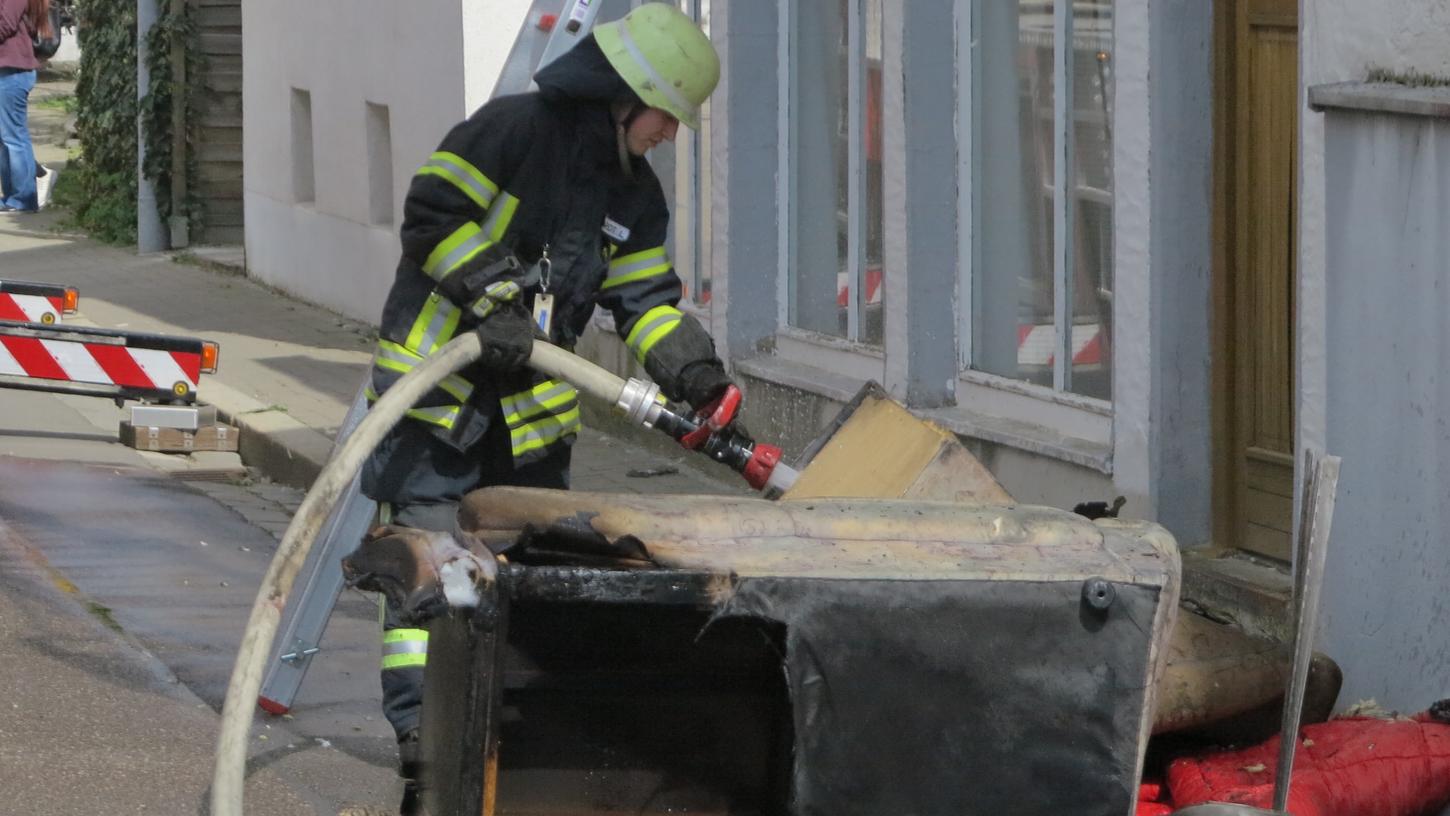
left=0, top=279, right=79, bottom=325
left=0, top=321, right=219, bottom=403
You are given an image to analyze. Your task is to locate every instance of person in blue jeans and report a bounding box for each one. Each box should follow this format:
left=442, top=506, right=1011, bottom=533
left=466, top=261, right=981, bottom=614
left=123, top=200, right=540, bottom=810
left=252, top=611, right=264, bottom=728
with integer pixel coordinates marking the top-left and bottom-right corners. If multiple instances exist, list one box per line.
left=0, top=0, right=50, bottom=213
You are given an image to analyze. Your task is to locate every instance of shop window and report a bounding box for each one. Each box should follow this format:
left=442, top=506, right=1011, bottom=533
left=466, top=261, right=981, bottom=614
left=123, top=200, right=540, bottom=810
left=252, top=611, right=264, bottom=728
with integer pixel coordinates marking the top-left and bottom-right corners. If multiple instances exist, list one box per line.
left=784, top=0, right=885, bottom=346
left=967, top=0, right=1114, bottom=400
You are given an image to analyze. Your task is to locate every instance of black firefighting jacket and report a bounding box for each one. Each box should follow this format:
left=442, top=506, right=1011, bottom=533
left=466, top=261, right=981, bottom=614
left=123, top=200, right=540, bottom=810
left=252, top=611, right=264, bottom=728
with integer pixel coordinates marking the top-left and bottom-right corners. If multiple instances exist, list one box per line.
left=368, top=37, right=704, bottom=466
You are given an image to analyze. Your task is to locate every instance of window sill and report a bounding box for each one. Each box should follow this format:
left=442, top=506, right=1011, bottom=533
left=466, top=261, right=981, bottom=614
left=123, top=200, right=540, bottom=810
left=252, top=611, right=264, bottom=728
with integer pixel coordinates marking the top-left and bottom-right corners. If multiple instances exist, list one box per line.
left=1308, top=81, right=1450, bottom=120
left=918, top=403, right=1113, bottom=474
left=735, top=352, right=1114, bottom=474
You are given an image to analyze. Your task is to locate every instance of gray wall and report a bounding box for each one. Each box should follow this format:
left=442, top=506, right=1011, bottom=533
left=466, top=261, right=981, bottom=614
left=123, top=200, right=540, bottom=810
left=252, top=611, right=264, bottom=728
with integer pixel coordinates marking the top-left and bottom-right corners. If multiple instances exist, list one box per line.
left=1320, top=104, right=1450, bottom=711
left=1147, top=0, right=1213, bottom=548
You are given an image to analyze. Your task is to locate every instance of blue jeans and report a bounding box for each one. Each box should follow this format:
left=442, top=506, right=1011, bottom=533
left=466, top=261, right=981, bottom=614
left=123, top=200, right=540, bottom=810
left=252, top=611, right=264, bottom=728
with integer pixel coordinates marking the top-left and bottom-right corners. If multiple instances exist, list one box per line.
left=0, top=68, right=38, bottom=212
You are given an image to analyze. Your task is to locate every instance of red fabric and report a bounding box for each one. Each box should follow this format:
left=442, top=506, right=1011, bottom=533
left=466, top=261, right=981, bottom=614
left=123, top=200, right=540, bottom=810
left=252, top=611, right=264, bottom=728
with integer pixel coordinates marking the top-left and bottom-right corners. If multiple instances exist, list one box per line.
left=1135, top=780, right=1173, bottom=815
left=1166, top=714, right=1450, bottom=816
left=1138, top=782, right=1164, bottom=802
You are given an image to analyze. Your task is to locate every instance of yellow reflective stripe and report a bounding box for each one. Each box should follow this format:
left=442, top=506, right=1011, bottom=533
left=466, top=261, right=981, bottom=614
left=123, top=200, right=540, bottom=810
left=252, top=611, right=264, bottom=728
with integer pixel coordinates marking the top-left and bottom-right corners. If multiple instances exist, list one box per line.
left=382, top=628, right=428, bottom=669
left=375, top=339, right=472, bottom=403
left=486, top=280, right=520, bottom=300
left=501, top=380, right=578, bottom=426
left=511, top=406, right=581, bottom=457
left=384, top=628, right=429, bottom=645
left=423, top=222, right=495, bottom=282
left=417, top=151, right=499, bottom=210
left=405, top=404, right=460, bottom=429
left=602, top=246, right=671, bottom=290
left=375, top=340, right=420, bottom=372
left=406, top=293, right=462, bottom=355
left=469, top=280, right=522, bottom=321
left=419, top=193, right=519, bottom=284
left=625, top=305, right=683, bottom=364
left=382, top=653, right=428, bottom=670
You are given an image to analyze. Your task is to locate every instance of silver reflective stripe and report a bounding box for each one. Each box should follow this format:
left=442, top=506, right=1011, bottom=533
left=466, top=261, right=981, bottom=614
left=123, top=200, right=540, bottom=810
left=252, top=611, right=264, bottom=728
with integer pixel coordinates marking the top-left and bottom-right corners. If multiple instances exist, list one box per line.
left=481, top=191, right=518, bottom=241
left=376, top=342, right=471, bottom=403
left=415, top=297, right=462, bottom=354
left=616, top=21, right=696, bottom=123
left=406, top=404, right=460, bottom=428
left=609, top=250, right=668, bottom=278
left=376, top=342, right=418, bottom=369
left=469, top=280, right=521, bottom=321
left=511, top=410, right=581, bottom=453
left=502, top=381, right=578, bottom=426
left=485, top=280, right=520, bottom=300
left=627, top=310, right=680, bottom=352
left=383, top=640, right=428, bottom=657
left=431, top=230, right=493, bottom=283
left=421, top=154, right=497, bottom=210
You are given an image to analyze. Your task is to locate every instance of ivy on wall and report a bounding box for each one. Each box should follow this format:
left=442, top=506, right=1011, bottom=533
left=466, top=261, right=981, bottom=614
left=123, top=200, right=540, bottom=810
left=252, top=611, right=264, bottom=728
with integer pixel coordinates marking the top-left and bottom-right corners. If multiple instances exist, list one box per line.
left=141, top=1, right=203, bottom=233
left=55, top=0, right=138, bottom=244
left=52, top=0, right=201, bottom=245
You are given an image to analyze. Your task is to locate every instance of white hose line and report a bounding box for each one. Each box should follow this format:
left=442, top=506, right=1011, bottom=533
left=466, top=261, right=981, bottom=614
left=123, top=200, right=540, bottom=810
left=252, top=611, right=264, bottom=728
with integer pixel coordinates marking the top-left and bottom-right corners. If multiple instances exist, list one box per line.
left=211, top=334, right=482, bottom=814
left=211, top=336, right=635, bottom=815
left=527, top=339, right=627, bottom=403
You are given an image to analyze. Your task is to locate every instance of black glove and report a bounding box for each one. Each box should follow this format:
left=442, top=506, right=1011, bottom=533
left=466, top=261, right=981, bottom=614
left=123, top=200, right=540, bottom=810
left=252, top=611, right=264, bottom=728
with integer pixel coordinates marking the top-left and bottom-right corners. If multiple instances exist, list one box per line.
left=680, top=359, right=733, bottom=411
left=639, top=314, right=732, bottom=406
left=473, top=305, right=536, bottom=374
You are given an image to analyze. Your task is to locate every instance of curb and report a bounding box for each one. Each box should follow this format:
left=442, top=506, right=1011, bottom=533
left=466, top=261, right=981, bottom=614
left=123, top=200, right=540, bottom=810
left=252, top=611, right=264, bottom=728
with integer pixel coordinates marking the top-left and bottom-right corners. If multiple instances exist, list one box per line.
left=200, top=379, right=333, bottom=490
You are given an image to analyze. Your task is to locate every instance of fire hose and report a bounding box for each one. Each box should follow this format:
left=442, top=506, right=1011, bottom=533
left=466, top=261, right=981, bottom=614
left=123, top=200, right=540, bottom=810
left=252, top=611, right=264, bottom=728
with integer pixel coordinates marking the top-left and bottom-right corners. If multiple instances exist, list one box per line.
left=210, top=333, right=795, bottom=815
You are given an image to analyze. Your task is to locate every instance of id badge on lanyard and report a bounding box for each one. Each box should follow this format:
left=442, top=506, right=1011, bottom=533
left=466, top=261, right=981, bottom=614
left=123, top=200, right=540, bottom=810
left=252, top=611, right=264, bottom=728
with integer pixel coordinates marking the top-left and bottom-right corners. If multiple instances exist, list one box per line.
left=532, top=244, right=554, bottom=336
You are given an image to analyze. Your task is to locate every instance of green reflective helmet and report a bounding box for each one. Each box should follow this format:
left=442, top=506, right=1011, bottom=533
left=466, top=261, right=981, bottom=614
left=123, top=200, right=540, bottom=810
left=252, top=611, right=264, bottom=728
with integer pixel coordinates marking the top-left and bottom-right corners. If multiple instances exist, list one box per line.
left=594, top=3, right=719, bottom=130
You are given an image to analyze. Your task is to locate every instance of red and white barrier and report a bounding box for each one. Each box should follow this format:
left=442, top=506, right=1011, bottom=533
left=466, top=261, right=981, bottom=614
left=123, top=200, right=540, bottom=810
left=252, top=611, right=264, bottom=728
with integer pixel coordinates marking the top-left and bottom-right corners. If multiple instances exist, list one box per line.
left=0, top=280, right=78, bottom=325
left=0, top=323, right=216, bottom=402
left=1017, top=323, right=1103, bottom=367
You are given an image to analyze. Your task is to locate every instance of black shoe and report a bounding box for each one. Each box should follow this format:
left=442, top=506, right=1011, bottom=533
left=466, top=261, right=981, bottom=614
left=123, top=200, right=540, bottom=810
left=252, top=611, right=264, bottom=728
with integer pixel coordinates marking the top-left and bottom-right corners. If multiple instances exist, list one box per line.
left=399, top=779, right=423, bottom=816
left=397, top=728, right=422, bottom=779
left=397, top=729, right=424, bottom=814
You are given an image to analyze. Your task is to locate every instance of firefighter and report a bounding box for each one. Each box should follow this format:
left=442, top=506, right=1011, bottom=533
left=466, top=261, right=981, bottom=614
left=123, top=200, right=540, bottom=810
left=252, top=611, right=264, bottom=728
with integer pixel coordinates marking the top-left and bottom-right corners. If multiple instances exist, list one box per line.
left=358, top=5, right=732, bottom=811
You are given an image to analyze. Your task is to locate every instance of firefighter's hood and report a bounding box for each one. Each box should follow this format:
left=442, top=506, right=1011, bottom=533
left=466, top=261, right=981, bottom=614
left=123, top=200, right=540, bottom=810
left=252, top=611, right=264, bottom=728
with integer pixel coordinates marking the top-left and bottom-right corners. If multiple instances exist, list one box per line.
left=534, top=35, right=641, bottom=108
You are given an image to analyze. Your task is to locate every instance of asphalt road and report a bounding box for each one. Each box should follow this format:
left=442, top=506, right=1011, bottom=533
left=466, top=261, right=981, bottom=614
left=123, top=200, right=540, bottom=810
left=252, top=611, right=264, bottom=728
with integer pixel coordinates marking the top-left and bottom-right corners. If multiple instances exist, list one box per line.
left=0, top=386, right=400, bottom=814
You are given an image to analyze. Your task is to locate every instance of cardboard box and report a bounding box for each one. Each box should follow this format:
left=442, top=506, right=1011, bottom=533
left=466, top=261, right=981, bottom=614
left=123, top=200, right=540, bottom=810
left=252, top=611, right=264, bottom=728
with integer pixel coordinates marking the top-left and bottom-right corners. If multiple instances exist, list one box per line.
left=119, top=420, right=240, bottom=453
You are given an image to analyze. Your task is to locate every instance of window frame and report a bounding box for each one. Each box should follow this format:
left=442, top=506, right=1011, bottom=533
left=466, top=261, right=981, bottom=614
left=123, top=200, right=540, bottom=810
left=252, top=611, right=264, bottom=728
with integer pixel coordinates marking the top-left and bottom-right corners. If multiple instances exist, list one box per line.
left=774, top=0, right=886, bottom=360
left=755, top=0, right=1117, bottom=463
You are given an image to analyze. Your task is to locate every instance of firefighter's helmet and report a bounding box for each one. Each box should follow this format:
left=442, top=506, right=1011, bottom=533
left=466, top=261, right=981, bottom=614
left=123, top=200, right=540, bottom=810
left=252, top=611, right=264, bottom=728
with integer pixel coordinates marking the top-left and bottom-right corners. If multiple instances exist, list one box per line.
left=594, top=3, right=719, bottom=130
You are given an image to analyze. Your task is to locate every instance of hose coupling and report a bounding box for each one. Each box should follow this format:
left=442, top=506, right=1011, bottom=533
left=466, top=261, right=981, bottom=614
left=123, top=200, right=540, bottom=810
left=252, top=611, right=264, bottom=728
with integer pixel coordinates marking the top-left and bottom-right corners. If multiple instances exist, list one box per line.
left=616, top=377, right=665, bottom=428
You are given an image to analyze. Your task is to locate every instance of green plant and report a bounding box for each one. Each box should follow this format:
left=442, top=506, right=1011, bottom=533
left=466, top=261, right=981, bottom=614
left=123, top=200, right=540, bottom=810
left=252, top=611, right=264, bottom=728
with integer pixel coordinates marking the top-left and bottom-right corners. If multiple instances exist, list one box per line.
left=61, top=0, right=203, bottom=245
left=67, top=0, right=138, bottom=244
left=1367, top=65, right=1450, bottom=88
left=34, top=94, right=78, bottom=113
left=141, top=2, right=205, bottom=233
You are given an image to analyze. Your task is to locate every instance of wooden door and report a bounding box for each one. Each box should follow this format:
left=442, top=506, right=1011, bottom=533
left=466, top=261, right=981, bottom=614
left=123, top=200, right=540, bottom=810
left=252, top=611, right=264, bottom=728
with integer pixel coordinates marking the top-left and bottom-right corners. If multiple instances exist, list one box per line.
left=1213, top=0, right=1297, bottom=560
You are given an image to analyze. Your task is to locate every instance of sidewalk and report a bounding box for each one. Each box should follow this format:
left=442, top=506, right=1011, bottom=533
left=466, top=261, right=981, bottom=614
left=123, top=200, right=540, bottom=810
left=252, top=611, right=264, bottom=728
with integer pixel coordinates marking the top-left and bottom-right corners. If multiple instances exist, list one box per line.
left=2, top=98, right=748, bottom=500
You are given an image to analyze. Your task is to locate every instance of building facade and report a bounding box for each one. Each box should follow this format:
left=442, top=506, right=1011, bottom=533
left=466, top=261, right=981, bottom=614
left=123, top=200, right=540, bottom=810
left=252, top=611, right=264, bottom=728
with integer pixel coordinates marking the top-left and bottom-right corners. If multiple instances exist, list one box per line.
left=242, top=0, right=1450, bottom=713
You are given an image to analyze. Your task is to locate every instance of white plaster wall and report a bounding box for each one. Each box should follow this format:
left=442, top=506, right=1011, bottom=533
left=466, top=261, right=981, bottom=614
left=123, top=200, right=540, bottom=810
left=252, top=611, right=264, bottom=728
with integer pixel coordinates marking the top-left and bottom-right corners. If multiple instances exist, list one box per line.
left=1320, top=109, right=1450, bottom=711
left=242, top=1, right=533, bottom=323
left=1300, top=0, right=1450, bottom=713
left=1299, top=0, right=1450, bottom=460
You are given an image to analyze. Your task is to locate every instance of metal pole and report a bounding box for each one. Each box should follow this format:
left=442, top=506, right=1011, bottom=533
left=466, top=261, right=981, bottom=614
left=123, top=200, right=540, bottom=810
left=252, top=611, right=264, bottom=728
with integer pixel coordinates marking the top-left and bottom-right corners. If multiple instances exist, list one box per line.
left=167, top=0, right=188, bottom=248
left=1272, top=453, right=1341, bottom=811
left=136, top=0, right=167, bottom=252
